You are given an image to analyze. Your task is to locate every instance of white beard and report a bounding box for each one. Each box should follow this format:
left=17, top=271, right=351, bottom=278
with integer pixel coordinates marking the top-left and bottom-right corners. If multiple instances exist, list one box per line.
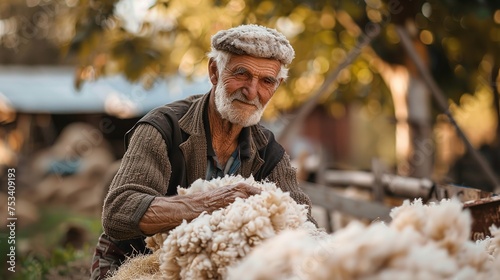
left=214, top=83, right=266, bottom=127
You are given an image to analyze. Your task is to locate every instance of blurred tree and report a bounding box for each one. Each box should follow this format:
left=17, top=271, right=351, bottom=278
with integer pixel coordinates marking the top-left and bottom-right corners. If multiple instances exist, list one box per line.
left=0, top=0, right=79, bottom=64
left=3, top=0, right=500, bottom=187
left=3, top=0, right=498, bottom=113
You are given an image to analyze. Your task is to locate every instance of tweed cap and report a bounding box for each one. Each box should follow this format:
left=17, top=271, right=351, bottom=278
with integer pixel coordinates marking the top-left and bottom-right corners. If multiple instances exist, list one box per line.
left=211, top=24, right=295, bottom=65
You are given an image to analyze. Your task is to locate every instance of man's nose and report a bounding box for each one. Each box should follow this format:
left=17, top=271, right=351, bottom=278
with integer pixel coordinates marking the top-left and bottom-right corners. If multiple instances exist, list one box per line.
left=242, top=77, right=259, bottom=101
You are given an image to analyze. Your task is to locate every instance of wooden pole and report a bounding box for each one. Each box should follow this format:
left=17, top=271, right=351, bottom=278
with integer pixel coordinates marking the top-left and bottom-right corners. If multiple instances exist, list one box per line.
left=396, top=25, right=500, bottom=193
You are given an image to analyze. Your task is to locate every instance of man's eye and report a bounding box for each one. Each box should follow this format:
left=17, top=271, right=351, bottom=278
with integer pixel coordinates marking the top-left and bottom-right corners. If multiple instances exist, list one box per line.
left=235, top=71, right=248, bottom=77
left=263, top=78, right=276, bottom=85
left=234, top=70, right=250, bottom=78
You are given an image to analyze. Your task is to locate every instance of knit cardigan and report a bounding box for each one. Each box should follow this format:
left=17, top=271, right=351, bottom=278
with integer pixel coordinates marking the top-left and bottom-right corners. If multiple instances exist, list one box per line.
left=102, top=93, right=316, bottom=240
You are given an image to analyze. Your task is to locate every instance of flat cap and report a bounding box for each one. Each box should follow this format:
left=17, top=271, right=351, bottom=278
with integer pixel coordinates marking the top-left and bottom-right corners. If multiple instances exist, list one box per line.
left=211, top=24, right=295, bottom=65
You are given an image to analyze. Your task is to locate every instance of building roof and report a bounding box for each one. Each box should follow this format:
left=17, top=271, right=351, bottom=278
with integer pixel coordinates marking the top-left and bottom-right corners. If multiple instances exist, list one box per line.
left=0, top=66, right=210, bottom=118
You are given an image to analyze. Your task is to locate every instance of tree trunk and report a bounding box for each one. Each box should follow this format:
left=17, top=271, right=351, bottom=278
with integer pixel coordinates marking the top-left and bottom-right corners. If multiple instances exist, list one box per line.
left=407, top=76, right=433, bottom=178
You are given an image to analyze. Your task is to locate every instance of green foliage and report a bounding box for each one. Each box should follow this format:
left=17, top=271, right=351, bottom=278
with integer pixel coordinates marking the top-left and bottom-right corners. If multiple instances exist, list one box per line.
left=13, top=246, right=91, bottom=280
left=2, top=0, right=499, bottom=117
left=0, top=207, right=101, bottom=280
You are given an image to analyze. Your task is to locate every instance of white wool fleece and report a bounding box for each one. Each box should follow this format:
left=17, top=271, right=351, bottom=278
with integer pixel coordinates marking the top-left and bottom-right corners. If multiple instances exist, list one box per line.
left=228, top=198, right=500, bottom=280
left=155, top=175, right=317, bottom=279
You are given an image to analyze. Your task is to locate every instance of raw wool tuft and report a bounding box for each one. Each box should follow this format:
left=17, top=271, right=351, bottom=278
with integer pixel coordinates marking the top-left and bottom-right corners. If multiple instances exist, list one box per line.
left=145, top=232, right=168, bottom=252
left=476, top=226, right=500, bottom=264
left=225, top=229, right=319, bottom=280
left=158, top=174, right=317, bottom=279
left=389, top=198, right=472, bottom=255
left=490, top=226, right=500, bottom=258
left=228, top=198, right=500, bottom=280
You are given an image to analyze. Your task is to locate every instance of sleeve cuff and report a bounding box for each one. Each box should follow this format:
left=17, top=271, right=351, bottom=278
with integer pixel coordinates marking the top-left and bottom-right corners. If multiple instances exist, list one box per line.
left=131, top=194, right=157, bottom=236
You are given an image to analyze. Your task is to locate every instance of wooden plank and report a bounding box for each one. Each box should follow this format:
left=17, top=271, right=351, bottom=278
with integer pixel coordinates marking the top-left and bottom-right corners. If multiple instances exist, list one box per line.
left=300, top=181, right=392, bottom=222
left=463, top=196, right=500, bottom=241
left=322, top=170, right=434, bottom=198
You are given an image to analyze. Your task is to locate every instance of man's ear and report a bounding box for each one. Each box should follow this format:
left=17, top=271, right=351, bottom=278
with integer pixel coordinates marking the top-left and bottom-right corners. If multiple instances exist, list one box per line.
left=208, top=58, right=218, bottom=85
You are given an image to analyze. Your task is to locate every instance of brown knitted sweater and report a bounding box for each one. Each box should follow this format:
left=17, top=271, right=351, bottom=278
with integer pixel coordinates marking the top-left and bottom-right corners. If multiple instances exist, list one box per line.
left=102, top=94, right=316, bottom=240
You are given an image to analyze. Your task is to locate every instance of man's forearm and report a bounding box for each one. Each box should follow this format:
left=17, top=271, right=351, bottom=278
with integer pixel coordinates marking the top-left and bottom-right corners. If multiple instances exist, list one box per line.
left=139, top=195, right=209, bottom=235
left=139, top=183, right=261, bottom=235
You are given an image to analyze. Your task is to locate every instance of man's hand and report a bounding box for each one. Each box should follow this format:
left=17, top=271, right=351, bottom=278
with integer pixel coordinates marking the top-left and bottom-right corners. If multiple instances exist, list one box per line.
left=139, top=182, right=261, bottom=235
left=199, top=182, right=262, bottom=210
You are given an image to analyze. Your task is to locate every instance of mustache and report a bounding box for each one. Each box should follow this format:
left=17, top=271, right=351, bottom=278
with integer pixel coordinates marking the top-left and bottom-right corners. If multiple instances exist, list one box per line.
left=229, top=90, right=262, bottom=109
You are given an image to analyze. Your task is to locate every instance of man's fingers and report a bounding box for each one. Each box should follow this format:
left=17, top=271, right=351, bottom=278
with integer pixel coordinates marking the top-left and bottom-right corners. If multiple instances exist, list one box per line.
left=230, top=182, right=261, bottom=196
left=203, top=183, right=263, bottom=209
left=245, top=185, right=261, bottom=196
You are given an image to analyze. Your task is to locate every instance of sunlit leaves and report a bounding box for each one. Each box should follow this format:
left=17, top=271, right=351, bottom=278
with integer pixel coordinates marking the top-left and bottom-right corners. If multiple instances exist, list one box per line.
left=419, top=30, right=433, bottom=45
left=319, top=7, right=336, bottom=29
left=30, top=0, right=392, bottom=115
left=255, top=1, right=275, bottom=16
left=110, top=35, right=162, bottom=80
left=16, top=0, right=494, bottom=120
left=449, top=88, right=498, bottom=147
left=495, top=10, right=500, bottom=24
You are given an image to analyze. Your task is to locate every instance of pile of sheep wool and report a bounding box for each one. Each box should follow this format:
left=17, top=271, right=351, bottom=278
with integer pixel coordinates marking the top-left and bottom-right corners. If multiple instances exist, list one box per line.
left=110, top=175, right=500, bottom=280
left=228, top=199, right=500, bottom=279
left=109, top=174, right=318, bottom=280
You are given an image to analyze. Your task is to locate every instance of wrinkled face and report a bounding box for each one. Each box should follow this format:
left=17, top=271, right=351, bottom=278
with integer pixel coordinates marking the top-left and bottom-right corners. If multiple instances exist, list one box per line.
left=214, top=55, right=281, bottom=127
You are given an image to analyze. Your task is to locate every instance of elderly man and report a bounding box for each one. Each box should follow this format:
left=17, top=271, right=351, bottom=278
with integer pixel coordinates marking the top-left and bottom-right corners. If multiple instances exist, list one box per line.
left=91, top=24, right=316, bottom=279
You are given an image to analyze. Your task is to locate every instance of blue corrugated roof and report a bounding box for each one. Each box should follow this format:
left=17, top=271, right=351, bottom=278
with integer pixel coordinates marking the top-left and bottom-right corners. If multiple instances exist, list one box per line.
left=0, top=66, right=211, bottom=117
